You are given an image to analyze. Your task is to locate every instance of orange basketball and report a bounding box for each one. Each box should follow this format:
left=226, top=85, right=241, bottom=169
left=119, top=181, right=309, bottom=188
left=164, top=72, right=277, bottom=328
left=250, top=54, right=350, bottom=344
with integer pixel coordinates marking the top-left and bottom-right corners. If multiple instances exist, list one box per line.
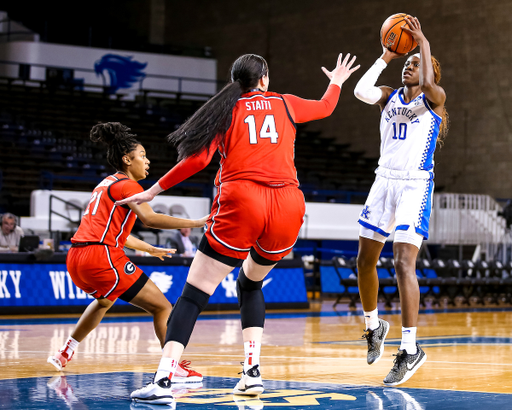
left=380, top=13, right=418, bottom=55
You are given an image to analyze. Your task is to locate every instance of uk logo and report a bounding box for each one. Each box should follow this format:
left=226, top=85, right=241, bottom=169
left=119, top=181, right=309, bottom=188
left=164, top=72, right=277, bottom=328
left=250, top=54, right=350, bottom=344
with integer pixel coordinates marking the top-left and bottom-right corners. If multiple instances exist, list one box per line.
left=149, top=271, right=173, bottom=293
left=361, top=205, right=371, bottom=220
left=221, top=273, right=237, bottom=298
left=94, top=54, right=147, bottom=94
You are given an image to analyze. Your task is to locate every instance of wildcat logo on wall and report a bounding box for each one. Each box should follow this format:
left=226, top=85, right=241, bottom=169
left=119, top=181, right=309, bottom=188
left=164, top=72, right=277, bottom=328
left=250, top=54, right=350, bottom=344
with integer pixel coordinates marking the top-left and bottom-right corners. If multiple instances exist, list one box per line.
left=94, top=54, right=148, bottom=94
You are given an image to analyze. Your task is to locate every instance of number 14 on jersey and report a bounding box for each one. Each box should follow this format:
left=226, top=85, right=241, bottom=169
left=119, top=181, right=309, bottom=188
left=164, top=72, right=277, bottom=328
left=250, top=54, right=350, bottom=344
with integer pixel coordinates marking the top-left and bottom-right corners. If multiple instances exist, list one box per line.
left=245, top=115, right=279, bottom=144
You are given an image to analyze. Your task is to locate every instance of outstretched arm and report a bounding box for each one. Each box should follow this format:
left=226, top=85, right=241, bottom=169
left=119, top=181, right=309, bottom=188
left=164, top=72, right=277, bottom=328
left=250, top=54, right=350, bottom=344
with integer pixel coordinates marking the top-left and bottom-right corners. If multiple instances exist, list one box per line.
left=403, top=17, right=446, bottom=110
left=129, top=202, right=208, bottom=230
left=283, top=53, right=360, bottom=123
left=116, top=147, right=217, bottom=206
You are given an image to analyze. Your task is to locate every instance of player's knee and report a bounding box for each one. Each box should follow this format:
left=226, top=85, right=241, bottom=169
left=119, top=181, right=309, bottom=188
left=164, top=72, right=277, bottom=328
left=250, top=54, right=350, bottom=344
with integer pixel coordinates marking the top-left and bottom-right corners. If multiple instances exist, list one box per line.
left=237, top=268, right=265, bottom=329
left=356, top=255, right=376, bottom=275
left=393, top=257, right=415, bottom=278
left=237, top=267, right=263, bottom=293
left=165, top=283, right=210, bottom=347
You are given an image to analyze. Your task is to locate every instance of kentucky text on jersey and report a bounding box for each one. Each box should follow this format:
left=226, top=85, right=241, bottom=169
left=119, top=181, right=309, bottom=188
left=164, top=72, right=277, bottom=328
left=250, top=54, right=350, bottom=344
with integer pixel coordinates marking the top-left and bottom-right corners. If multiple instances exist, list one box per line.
left=245, top=100, right=272, bottom=111
left=383, top=106, right=420, bottom=124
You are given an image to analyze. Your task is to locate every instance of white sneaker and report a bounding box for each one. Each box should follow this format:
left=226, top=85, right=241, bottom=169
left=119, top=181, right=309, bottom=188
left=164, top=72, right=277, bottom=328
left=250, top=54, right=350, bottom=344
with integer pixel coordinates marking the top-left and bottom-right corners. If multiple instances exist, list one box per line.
left=131, top=377, right=175, bottom=405
left=233, top=365, right=264, bottom=396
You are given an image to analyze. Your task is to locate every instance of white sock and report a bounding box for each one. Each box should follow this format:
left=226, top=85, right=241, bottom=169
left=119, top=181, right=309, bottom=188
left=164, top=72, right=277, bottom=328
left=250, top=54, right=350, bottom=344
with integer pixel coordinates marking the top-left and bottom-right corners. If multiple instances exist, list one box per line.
left=154, top=357, right=179, bottom=382
left=399, top=327, right=417, bottom=354
left=60, top=336, right=79, bottom=357
left=363, top=308, right=379, bottom=330
left=243, top=340, right=261, bottom=372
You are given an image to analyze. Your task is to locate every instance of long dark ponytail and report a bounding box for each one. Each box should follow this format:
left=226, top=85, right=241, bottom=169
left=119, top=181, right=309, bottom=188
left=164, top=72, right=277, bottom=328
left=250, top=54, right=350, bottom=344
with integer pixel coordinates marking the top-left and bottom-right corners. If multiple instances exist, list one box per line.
left=168, top=54, right=269, bottom=161
left=90, top=122, right=141, bottom=171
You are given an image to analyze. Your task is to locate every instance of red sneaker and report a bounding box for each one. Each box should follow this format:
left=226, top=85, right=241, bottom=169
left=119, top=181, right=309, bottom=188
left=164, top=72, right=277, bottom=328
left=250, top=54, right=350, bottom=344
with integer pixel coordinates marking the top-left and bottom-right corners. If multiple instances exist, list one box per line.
left=47, top=350, right=74, bottom=371
left=172, top=360, right=203, bottom=383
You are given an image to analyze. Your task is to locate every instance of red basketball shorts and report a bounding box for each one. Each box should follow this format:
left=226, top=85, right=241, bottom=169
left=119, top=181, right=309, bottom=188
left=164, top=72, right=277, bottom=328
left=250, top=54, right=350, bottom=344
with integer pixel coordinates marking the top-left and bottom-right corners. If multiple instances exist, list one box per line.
left=205, top=180, right=305, bottom=261
left=66, top=245, right=143, bottom=301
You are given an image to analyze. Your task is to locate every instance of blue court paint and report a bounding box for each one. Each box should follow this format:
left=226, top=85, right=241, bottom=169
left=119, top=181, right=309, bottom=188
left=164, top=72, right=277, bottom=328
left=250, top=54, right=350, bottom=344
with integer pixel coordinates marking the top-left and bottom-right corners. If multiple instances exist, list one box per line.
left=317, top=336, right=512, bottom=346
left=0, top=372, right=510, bottom=409
left=2, top=306, right=512, bottom=326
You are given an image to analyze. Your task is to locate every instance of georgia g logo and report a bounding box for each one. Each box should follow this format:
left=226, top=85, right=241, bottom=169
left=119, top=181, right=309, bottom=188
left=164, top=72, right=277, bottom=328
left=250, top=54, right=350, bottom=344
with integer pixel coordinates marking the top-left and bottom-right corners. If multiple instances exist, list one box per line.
left=124, top=262, right=136, bottom=275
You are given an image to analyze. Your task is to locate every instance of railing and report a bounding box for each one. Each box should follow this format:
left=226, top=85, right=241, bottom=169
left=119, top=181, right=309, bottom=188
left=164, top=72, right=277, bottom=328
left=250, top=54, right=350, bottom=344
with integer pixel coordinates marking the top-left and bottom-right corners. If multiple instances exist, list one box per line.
left=430, top=193, right=512, bottom=261
left=49, top=195, right=82, bottom=235
left=0, top=59, right=224, bottom=100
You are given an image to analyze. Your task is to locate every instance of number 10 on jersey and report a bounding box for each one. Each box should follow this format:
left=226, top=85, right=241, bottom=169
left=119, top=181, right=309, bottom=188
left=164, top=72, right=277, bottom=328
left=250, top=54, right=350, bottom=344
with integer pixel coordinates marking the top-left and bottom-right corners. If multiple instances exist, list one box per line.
left=392, top=122, right=407, bottom=140
left=245, top=115, right=279, bottom=144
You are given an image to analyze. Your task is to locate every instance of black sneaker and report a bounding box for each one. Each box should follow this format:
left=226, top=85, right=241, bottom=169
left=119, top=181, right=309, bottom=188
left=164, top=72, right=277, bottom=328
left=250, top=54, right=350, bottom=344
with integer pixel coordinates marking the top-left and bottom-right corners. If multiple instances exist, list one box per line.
left=383, top=344, right=427, bottom=386
left=362, top=318, right=390, bottom=365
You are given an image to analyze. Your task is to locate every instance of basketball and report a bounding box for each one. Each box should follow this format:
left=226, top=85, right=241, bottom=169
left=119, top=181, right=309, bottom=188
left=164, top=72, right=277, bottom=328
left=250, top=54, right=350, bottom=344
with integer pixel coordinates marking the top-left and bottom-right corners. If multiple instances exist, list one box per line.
left=380, top=13, right=418, bottom=55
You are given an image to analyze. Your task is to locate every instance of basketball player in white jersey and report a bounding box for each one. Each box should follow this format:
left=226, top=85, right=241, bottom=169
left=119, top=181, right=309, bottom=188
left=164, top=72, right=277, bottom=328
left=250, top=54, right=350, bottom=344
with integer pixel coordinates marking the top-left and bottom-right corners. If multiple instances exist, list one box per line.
left=353, top=16, right=448, bottom=385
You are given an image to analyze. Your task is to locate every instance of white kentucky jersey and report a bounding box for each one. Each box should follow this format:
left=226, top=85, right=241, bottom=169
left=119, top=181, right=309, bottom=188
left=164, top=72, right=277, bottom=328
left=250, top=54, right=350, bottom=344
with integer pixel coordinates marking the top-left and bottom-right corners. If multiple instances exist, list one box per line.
left=379, top=88, right=442, bottom=172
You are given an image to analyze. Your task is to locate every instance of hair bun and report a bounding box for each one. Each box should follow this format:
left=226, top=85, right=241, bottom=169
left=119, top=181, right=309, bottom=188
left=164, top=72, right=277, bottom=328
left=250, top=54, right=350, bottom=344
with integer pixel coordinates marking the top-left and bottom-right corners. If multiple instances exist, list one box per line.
left=90, top=122, right=130, bottom=145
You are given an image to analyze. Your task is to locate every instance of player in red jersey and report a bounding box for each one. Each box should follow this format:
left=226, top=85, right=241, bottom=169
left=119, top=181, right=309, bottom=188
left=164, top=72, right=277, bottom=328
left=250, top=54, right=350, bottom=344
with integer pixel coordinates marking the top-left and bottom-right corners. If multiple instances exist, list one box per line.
left=47, top=122, right=206, bottom=384
left=122, top=53, right=360, bottom=404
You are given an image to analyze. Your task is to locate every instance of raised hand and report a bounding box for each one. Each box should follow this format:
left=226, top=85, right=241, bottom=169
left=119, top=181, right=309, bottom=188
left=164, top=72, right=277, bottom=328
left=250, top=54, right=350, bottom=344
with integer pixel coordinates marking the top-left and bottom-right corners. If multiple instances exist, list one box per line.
left=322, top=53, right=360, bottom=87
left=402, top=16, right=427, bottom=45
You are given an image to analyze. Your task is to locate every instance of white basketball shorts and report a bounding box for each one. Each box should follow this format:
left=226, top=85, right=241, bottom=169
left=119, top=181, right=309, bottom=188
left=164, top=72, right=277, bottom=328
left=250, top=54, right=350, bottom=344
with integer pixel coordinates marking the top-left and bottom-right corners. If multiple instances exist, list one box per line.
left=358, top=167, right=434, bottom=248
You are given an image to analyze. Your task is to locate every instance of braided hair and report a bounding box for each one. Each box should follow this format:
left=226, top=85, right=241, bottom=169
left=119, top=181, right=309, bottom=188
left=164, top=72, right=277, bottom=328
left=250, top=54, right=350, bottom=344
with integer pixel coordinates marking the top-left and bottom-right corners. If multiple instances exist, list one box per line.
left=90, top=122, right=141, bottom=171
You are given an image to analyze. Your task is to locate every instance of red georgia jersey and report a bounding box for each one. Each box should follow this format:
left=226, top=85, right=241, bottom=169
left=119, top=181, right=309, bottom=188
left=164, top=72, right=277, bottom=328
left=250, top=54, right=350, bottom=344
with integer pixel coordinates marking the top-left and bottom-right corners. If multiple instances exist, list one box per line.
left=71, top=173, right=143, bottom=248
left=215, top=91, right=298, bottom=187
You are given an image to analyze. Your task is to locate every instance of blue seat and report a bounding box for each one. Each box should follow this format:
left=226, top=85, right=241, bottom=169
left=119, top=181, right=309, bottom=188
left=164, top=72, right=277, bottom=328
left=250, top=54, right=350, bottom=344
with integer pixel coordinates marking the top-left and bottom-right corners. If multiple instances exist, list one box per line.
left=320, top=265, right=345, bottom=294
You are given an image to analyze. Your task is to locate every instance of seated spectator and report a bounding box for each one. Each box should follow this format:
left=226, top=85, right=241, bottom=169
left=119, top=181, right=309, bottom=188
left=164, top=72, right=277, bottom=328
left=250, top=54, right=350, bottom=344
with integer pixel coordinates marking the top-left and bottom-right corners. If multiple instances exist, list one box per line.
left=166, top=227, right=199, bottom=257
left=0, top=213, right=24, bottom=252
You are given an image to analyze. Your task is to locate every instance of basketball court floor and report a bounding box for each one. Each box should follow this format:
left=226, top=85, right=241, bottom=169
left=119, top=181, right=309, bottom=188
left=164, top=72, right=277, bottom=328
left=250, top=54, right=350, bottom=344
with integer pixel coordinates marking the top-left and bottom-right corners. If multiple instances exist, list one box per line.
left=1, top=300, right=511, bottom=409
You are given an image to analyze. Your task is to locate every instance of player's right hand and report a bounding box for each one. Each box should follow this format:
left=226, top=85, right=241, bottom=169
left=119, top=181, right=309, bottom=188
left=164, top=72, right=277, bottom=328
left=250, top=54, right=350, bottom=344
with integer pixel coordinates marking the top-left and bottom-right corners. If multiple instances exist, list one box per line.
left=381, top=45, right=405, bottom=60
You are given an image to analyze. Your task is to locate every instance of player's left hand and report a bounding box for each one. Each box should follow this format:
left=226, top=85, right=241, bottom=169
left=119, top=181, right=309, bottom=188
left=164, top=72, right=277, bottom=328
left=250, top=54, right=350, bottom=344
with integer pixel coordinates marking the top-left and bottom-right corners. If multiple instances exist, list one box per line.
left=147, top=247, right=176, bottom=260
left=116, top=182, right=164, bottom=206
left=322, top=53, right=360, bottom=87
left=196, top=215, right=209, bottom=228
left=402, top=16, right=427, bottom=44
left=116, top=189, right=156, bottom=206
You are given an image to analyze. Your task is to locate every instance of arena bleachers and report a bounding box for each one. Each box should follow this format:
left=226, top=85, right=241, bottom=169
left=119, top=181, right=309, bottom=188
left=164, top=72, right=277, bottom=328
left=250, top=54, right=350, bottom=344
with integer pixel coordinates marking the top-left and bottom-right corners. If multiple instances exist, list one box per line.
left=315, top=254, right=512, bottom=308
left=0, top=80, right=378, bottom=216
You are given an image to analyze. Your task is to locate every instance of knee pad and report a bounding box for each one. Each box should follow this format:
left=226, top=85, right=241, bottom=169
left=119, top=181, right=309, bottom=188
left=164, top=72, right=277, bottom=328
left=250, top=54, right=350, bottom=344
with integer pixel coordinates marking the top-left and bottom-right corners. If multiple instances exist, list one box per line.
left=165, top=282, right=210, bottom=347
left=237, top=267, right=265, bottom=329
